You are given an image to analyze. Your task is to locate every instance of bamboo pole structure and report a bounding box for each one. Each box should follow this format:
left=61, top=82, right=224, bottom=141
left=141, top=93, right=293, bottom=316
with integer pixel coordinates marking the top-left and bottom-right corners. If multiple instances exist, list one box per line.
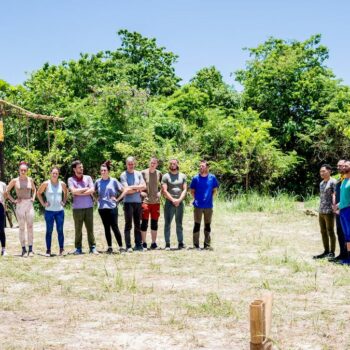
left=0, top=99, right=64, bottom=181
left=0, top=100, right=64, bottom=121
left=250, top=300, right=265, bottom=345
left=249, top=295, right=273, bottom=350
left=262, top=293, right=273, bottom=338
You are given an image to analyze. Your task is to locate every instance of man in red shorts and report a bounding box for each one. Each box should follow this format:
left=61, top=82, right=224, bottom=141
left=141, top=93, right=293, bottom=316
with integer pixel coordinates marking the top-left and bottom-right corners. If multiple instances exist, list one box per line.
left=141, top=157, right=162, bottom=250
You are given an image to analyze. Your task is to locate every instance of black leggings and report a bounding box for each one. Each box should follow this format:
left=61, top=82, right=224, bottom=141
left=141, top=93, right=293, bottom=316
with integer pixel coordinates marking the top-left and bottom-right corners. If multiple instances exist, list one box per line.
left=0, top=203, right=5, bottom=248
left=98, top=208, right=123, bottom=248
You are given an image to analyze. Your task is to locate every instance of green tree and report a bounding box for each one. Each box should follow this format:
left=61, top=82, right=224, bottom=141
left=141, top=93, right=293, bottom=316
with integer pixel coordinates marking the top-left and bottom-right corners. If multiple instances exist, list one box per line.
left=236, top=34, right=342, bottom=193
left=190, top=66, right=240, bottom=111
left=236, top=34, right=336, bottom=148
left=164, top=85, right=209, bottom=126
left=117, top=29, right=181, bottom=95
left=198, top=108, right=299, bottom=191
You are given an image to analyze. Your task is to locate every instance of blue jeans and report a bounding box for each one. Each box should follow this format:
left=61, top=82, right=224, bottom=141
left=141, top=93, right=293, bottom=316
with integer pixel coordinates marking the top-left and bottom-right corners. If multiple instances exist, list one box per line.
left=336, top=214, right=347, bottom=258
left=164, top=200, right=184, bottom=244
left=45, top=210, right=64, bottom=250
left=340, top=207, right=350, bottom=243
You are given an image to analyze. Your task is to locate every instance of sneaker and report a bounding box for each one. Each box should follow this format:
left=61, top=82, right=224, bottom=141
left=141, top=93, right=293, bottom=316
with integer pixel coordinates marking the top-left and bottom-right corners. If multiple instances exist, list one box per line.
left=313, top=251, right=329, bottom=259
left=90, top=247, right=99, bottom=255
left=59, top=248, right=65, bottom=256
left=193, top=244, right=201, bottom=250
left=178, top=242, right=185, bottom=250
left=330, top=254, right=348, bottom=262
left=340, top=258, right=350, bottom=265
left=328, top=252, right=335, bottom=258
left=73, top=248, right=83, bottom=255
left=106, top=247, right=113, bottom=254
left=21, top=248, right=27, bottom=257
left=119, top=247, right=126, bottom=253
left=165, top=243, right=171, bottom=251
left=204, top=245, right=213, bottom=251
left=150, top=242, right=158, bottom=250
left=1, top=249, right=7, bottom=256
left=28, top=251, right=34, bottom=257
left=134, top=245, right=143, bottom=251
left=45, top=250, right=51, bottom=257
left=127, top=247, right=133, bottom=253
left=142, top=242, right=148, bottom=251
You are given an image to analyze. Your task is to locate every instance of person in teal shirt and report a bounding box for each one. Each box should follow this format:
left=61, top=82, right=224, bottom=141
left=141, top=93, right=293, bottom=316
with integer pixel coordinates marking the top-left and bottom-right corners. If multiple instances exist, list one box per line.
left=338, top=160, right=350, bottom=263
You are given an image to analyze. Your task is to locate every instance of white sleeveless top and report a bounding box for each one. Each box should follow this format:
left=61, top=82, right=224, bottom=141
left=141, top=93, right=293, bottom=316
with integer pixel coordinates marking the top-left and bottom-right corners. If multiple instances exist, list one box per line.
left=45, top=181, right=64, bottom=212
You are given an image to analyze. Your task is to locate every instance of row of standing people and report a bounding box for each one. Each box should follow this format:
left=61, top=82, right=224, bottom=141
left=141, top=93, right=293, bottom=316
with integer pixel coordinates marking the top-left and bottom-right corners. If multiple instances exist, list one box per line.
left=314, top=160, right=350, bottom=263
left=0, top=157, right=219, bottom=257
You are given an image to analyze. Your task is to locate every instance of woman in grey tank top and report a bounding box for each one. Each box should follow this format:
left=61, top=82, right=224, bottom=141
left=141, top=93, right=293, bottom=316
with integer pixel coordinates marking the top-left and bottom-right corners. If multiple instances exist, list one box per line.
left=6, top=162, right=36, bottom=257
left=37, top=167, right=68, bottom=256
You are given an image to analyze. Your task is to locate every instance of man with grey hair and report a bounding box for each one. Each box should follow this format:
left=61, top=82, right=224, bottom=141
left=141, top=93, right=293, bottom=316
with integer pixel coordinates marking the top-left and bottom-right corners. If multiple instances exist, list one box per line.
left=120, top=157, right=146, bottom=252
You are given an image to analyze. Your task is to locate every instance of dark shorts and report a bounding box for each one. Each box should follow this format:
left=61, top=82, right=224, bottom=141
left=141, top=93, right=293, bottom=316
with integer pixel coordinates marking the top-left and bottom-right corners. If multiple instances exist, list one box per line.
left=194, top=207, right=213, bottom=224
left=142, top=203, right=160, bottom=221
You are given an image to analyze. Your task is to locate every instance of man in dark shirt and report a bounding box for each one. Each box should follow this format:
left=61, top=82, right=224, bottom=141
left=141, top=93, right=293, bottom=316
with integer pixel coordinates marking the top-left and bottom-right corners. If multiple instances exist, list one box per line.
left=313, top=164, right=336, bottom=259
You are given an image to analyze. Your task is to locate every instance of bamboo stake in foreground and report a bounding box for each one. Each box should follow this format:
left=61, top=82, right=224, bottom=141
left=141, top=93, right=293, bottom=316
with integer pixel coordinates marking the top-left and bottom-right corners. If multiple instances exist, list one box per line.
left=250, top=293, right=273, bottom=350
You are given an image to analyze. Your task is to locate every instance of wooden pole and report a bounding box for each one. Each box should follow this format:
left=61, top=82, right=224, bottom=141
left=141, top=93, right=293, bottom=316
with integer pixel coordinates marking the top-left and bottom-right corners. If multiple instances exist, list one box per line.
left=262, top=293, right=273, bottom=338
left=0, top=100, right=64, bottom=121
left=250, top=300, right=265, bottom=345
left=250, top=298, right=273, bottom=350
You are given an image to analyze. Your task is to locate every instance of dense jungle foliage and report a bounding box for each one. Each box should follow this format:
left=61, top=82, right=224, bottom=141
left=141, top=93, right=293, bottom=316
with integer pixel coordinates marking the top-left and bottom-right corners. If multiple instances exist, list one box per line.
left=1, top=30, right=350, bottom=195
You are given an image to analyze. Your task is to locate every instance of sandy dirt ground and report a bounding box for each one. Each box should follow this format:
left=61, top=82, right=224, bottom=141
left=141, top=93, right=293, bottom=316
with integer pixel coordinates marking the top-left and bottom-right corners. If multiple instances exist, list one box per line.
left=0, top=202, right=349, bottom=350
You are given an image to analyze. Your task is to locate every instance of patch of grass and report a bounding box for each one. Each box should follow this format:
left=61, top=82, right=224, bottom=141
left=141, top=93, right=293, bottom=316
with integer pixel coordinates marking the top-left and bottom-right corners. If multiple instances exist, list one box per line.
left=162, top=312, right=188, bottom=330
left=218, top=192, right=298, bottom=213
left=185, top=292, right=239, bottom=318
left=149, top=261, right=161, bottom=272
left=114, top=270, right=124, bottom=292
left=303, top=195, right=319, bottom=211
left=259, top=249, right=315, bottom=273
left=332, top=273, right=350, bottom=287
left=260, top=280, right=271, bottom=290
left=130, top=300, right=163, bottom=317
left=0, top=300, right=24, bottom=311
left=102, top=271, right=140, bottom=294
left=60, top=283, right=73, bottom=296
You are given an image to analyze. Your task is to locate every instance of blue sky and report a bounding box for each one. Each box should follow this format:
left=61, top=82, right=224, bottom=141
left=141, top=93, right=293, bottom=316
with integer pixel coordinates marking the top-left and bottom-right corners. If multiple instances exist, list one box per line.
left=1, top=0, right=349, bottom=90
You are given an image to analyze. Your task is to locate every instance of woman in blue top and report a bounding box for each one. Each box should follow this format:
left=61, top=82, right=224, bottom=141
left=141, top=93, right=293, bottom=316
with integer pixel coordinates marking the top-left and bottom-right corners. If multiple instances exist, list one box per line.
left=95, top=161, right=125, bottom=253
left=37, top=167, right=68, bottom=256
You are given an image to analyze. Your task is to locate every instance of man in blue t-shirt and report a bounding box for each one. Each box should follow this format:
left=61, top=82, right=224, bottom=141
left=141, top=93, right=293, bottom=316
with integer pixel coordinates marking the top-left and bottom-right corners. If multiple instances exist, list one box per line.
left=190, top=160, right=219, bottom=250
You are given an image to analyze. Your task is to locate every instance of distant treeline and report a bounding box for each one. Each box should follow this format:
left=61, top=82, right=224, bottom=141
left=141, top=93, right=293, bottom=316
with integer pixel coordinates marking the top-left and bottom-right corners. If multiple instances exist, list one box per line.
left=1, top=30, right=349, bottom=195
